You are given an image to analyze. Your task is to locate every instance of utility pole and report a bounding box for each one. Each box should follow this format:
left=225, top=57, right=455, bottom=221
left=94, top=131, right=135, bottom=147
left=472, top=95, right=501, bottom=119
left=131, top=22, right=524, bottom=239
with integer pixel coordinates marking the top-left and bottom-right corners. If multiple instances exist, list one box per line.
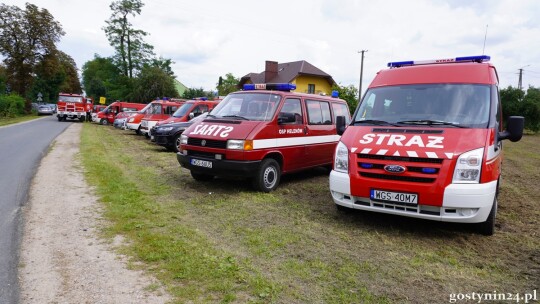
left=518, top=65, right=530, bottom=90
left=358, top=50, right=368, bottom=103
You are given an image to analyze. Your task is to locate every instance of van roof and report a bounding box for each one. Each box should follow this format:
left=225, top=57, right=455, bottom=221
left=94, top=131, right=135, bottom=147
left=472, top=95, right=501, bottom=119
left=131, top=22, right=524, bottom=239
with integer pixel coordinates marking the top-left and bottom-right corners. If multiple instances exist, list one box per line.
left=369, top=62, right=498, bottom=88
left=231, top=90, right=347, bottom=103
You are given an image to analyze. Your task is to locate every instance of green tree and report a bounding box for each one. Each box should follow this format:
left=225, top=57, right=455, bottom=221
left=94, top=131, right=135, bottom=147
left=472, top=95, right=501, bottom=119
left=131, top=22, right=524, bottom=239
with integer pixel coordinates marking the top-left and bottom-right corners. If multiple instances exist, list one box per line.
left=130, top=65, right=178, bottom=103
left=216, top=73, right=239, bottom=96
left=521, top=86, right=540, bottom=132
left=182, top=87, right=213, bottom=100
left=0, top=3, right=64, bottom=96
left=82, top=54, right=131, bottom=102
left=332, top=83, right=359, bottom=114
left=103, top=0, right=154, bottom=78
left=28, top=51, right=81, bottom=103
left=500, top=86, right=524, bottom=120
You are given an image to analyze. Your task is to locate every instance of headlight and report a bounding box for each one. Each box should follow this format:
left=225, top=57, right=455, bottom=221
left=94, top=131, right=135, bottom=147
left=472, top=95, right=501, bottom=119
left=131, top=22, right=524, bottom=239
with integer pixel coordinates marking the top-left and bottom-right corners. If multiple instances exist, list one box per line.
left=334, top=141, right=349, bottom=173
left=227, top=139, right=245, bottom=150
left=128, top=117, right=134, bottom=122
left=452, top=147, right=483, bottom=183
left=180, top=134, right=188, bottom=145
left=160, top=127, right=174, bottom=131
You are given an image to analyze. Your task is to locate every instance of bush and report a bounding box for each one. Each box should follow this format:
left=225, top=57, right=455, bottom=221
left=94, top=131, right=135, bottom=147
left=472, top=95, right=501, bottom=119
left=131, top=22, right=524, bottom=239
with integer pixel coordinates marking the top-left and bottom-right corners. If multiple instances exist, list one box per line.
left=0, top=94, right=26, bottom=117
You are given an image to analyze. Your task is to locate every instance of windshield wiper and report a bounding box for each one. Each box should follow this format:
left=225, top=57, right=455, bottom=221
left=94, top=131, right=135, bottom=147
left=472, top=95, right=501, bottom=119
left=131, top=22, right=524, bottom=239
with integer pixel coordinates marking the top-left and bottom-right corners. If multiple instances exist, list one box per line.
left=352, top=119, right=402, bottom=127
left=222, top=115, right=249, bottom=120
left=397, top=120, right=466, bottom=128
left=206, top=114, right=216, bottom=118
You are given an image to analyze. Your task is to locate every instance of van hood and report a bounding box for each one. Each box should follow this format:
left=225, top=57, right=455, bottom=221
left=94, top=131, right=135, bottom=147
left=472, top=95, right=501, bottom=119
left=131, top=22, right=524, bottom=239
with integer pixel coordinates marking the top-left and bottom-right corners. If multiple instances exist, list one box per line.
left=184, top=119, right=263, bottom=140
left=341, top=127, right=489, bottom=159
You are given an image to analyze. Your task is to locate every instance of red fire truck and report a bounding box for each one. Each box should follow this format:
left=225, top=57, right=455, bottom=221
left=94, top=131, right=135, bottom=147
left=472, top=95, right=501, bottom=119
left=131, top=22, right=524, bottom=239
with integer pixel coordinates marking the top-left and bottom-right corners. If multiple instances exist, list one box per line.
left=177, top=83, right=351, bottom=192
left=329, top=55, right=524, bottom=235
left=57, top=93, right=92, bottom=122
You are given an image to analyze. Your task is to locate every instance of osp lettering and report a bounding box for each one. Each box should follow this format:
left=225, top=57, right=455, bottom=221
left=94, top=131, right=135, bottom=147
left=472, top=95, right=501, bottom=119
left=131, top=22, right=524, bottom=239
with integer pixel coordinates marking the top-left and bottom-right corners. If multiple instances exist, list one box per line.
left=359, top=134, right=444, bottom=148
left=191, top=124, right=234, bottom=138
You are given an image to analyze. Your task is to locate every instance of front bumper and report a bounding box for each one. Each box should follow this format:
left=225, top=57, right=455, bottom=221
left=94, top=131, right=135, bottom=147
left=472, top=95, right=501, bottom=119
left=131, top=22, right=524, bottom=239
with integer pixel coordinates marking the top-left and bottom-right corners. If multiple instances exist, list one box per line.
left=177, top=152, right=261, bottom=178
left=329, top=170, right=496, bottom=223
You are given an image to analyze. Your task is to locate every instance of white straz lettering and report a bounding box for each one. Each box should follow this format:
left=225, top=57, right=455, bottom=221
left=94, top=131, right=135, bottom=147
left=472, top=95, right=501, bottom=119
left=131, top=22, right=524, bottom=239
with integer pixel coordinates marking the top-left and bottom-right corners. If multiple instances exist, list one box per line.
left=359, top=134, right=444, bottom=149
left=191, top=124, right=234, bottom=138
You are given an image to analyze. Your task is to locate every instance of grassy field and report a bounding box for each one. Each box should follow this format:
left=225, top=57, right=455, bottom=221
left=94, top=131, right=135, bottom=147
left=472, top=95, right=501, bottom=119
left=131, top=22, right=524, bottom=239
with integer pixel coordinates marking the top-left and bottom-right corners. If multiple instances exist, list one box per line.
left=80, top=123, right=539, bottom=303
left=0, top=114, right=42, bottom=127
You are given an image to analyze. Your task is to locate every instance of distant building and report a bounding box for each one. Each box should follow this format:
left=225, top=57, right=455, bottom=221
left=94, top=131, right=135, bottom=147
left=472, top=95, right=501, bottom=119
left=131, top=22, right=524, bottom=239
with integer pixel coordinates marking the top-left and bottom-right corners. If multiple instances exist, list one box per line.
left=239, top=60, right=336, bottom=95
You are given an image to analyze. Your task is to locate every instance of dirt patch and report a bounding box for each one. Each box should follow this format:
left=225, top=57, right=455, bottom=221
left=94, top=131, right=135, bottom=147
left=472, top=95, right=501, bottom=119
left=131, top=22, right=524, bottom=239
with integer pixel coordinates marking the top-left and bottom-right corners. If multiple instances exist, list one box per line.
left=18, top=123, right=170, bottom=303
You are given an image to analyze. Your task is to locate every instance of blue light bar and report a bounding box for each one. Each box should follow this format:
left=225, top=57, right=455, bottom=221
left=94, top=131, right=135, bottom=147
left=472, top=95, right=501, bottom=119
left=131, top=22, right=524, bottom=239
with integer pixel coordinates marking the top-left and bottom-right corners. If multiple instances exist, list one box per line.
left=387, top=55, right=490, bottom=67
left=331, top=90, right=339, bottom=98
left=243, top=83, right=296, bottom=91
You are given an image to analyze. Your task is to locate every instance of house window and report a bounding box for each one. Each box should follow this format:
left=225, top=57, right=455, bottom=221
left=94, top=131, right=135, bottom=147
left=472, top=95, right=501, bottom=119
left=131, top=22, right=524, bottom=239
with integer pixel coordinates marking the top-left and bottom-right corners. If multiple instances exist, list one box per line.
left=308, top=84, right=315, bottom=94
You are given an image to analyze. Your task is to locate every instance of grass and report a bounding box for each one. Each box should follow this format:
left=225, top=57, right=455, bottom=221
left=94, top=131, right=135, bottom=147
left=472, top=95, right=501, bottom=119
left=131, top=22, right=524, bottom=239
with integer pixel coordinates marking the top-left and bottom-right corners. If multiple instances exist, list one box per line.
left=80, top=123, right=539, bottom=303
left=0, top=114, right=43, bottom=126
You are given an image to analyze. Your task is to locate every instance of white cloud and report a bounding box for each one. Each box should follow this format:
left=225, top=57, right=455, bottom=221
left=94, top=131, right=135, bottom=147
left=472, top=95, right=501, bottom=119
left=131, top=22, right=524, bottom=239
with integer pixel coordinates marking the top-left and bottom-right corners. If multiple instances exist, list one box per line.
left=3, top=0, right=539, bottom=92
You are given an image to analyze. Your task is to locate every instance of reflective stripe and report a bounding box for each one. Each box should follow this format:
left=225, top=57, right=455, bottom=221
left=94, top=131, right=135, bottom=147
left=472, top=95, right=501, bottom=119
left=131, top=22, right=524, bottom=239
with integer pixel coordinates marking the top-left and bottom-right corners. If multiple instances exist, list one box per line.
left=252, top=135, right=341, bottom=150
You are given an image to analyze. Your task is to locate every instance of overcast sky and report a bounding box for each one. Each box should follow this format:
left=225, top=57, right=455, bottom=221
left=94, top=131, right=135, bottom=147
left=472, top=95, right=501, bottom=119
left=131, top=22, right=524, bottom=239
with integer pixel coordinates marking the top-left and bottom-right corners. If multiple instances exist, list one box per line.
left=4, top=0, right=540, bottom=94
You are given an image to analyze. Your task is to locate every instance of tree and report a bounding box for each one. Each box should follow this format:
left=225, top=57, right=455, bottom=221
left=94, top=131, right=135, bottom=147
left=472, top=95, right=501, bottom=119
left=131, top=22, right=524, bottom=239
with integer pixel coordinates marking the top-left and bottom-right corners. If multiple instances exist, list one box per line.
left=182, top=87, right=213, bottom=100
left=103, top=0, right=154, bottom=78
left=216, top=73, right=239, bottom=96
left=28, top=51, right=81, bottom=103
left=0, top=3, right=64, bottom=96
left=81, top=54, right=130, bottom=102
left=500, top=85, right=540, bottom=133
left=130, top=65, right=178, bottom=103
left=332, top=83, right=359, bottom=114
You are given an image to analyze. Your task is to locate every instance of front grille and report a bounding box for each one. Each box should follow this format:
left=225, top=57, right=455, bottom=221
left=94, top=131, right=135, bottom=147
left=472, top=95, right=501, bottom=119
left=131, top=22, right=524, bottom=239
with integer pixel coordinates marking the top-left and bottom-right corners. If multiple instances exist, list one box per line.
left=358, top=153, right=443, bottom=164
left=188, top=138, right=227, bottom=149
left=188, top=150, right=222, bottom=159
left=360, top=172, right=436, bottom=183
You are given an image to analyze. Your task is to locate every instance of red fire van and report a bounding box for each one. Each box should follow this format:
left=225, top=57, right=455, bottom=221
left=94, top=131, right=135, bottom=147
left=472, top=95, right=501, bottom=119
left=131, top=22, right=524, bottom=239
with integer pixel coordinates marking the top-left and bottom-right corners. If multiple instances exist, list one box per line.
left=329, top=55, right=524, bottom=235
left=177, top=83, right=351, bottom=192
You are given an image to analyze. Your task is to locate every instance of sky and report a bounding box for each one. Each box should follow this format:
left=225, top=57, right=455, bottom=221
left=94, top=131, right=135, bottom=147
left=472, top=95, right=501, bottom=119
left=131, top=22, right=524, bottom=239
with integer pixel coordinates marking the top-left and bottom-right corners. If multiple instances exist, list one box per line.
left=4, top=0, right=540, bottom=94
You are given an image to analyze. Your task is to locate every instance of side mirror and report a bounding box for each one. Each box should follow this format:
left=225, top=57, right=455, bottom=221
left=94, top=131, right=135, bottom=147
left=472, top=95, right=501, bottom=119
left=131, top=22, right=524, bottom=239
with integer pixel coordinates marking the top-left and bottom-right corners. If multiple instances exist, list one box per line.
left=336, top=115, right=346, bottom=135
left=189, top=112, right=194, bottom=119
left=278, top=112, right=295, bottom=124
left=499, top=116, right=524, bottom=142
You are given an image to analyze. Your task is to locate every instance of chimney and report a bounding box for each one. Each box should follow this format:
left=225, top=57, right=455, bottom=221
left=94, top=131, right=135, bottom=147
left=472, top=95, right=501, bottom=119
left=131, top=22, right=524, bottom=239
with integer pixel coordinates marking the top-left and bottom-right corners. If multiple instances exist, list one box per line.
left=264, top=61, right=278, bottom=83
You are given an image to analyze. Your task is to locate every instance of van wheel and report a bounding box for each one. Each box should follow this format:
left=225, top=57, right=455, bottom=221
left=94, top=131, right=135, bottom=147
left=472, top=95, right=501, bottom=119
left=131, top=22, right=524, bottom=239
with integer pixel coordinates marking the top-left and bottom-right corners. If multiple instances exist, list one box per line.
left=136, top=127, right=141, bottom=135
left=173, top=134, right=181, bottom=153
left=477, top=198, right=497, bottom=236
left=253, top=158, right=280, bottom=192
left=191, top=171, right=214, bottom=181
left=100, top=118, right=108, bottom=125
left=79, top=117, right=85, bottom=122
left=57, top=116, right=62, bottom=122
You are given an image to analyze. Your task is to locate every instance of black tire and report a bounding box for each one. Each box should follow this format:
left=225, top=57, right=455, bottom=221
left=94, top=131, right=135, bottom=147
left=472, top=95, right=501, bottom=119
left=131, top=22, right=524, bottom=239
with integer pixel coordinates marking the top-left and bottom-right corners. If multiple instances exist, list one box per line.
left=173, top=134, right=182, bottom=153
left=190, top=171, right=214, bottom=181
left=136, top=126, right=142, bottom=135
left=57, top=116, right=62, bottom=121
left=477, top=197, right=497, bottom=236
left=79, top=116, right=85, bottom=123
left=252, top=158, right=281, bottom=192
left=100, top=118, right=108, bottom=125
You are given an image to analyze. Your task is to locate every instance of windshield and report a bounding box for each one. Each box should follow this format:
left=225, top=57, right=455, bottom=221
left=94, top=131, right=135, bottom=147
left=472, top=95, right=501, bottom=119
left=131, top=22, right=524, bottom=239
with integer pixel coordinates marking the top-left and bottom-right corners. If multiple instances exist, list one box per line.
left=209, top=93, right=281, bottom=121
left=147, top=103, right=163, bottom=114
left=58, top=96, right=82, bottom=103
left=354, top=84, right=491, bottom=128
left=139, top=103, right=152, bottom=114
left=172, top=103, right=195, bottom=118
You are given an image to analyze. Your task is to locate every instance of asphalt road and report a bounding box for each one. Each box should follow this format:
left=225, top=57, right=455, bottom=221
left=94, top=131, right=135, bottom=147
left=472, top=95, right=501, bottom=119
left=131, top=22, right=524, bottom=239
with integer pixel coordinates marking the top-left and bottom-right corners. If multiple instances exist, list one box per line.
left=0, top=115, right=72, bottom=304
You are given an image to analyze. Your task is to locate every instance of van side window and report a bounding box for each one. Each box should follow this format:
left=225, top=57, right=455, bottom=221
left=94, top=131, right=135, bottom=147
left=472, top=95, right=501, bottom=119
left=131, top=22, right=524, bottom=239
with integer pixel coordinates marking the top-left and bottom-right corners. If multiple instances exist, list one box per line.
left=331, top=103, right=351, bottom=124
left=307, top=100, right=332, bottom=125
left=279, top=99, right=302, bottom=124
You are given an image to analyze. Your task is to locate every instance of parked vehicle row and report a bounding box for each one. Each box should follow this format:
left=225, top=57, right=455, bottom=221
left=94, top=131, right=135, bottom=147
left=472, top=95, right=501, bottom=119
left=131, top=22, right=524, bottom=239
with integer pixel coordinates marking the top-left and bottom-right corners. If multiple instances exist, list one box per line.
left=95, top=55, right=526, bottom=235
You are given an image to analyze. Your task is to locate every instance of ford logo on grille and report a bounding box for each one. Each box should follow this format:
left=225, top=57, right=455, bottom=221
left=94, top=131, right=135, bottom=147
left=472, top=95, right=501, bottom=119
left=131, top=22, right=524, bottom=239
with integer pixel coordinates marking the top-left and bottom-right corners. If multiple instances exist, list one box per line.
left=384, top=165, right=406, bottom=174
left=201, top=140, right=206, bottom=146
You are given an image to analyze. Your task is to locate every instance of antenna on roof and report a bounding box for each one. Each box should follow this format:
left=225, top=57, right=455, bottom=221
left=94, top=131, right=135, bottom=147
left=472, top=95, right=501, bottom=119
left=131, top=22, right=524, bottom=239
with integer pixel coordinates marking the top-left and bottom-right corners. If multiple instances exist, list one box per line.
left=482, top=24, right=488, bottom=55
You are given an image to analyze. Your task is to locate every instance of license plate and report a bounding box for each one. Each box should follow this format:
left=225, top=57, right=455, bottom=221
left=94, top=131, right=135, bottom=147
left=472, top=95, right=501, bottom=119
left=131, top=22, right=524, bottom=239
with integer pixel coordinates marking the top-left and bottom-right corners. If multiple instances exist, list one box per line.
left=370, top=189, right=418, bottom=204
left=190, top=158, right=212, bottom=168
